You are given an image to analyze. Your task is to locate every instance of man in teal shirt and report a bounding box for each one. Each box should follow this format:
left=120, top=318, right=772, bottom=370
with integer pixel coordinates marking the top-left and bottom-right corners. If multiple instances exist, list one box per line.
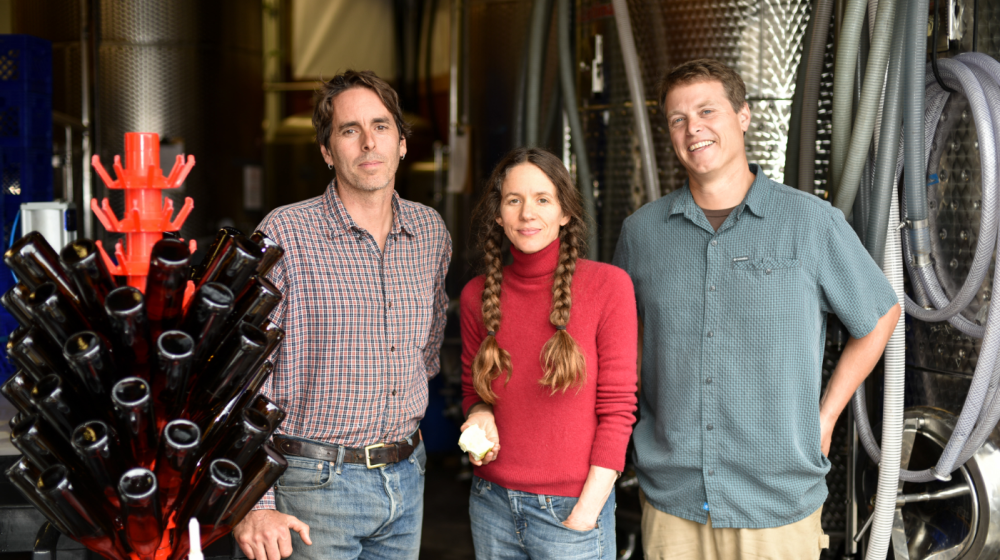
left=612, top=59, right=901, bottom=559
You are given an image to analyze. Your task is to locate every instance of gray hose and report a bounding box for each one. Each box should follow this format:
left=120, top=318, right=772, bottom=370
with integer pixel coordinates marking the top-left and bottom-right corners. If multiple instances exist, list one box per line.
left=611, top=0, right=660, bottom=202
left=856, top=56, right=1000, bottom=483
left=783, top=3, right=815, bottom=190
left=798, top=0, right=836, bottom=192
left=557, top=0, right=597, bottom=259
left=833, top=0, right=898, bottom=216
left=863, top=2, right=906, bottom=267
left=524, top=0, right=555, bottom=147
left=903, top=0, right=931, bottom=267
left=830, top=0, right=868, bottom=194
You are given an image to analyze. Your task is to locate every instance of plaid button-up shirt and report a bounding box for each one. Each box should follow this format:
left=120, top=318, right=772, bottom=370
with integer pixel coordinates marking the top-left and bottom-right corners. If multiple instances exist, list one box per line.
left=252, top=180, right=451, bottom=509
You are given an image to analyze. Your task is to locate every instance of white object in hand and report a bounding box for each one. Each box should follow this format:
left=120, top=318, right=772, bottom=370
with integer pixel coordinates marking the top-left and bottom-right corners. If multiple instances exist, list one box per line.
left=459, top=424, right=495, bottom=460
left=188, top=517, right=203, bottom=560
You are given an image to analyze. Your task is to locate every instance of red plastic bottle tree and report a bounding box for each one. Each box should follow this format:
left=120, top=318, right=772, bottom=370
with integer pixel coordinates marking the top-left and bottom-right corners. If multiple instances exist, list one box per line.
left=90, top=133, right=197, bottom=296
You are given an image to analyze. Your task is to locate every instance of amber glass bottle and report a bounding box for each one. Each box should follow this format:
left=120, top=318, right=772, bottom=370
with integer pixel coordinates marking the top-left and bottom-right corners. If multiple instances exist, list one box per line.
left=111, top=377, right=158, bottom=466
left=145, top=239, right=192, bottom=338
left=105, top=286, right=151, bottom=370
left=10, top=412, right=79, bottom=470
left=180, top=282, right=234, bottom=367
left=209, top=408, right=274, bottom=469
left=2, top=283, right=33, bottom=326
left=4, top=231, right=80, bottom=305
left=31, top=374, right=95, bottom=439
left=118, top=467, right=163, bottom=560
left=37, top=464, right=130, bottom=560
left=64, top=331, right=118, bottom=398
left=228, top=277, right=280, bottom=329
left=197, top=236, right=261, bottom=297
left=27, top=283, right=90, bottom=346
left=60, top=239, right=118, bottom=323
left=195, top=322, right=268, bottom=414
left=7, top=325, right=67, bottom=383
left=154, top=419, right=201, bottom=513
left=169, top=459, right=242, bottom=560
left=71, top=420, right=126, bottom=508
left=1, top=370, right=35, bottom=412
left=208, top=443, right=288, bottom=543
left=246, top=394, right=287, bottom=430
left=153, top=330, right=195, bottom=422
left=249, top=231, right=284, bottom=278
left=192, top=227, right=241, bottom=284
left=5, top=458, right=76, bottom=536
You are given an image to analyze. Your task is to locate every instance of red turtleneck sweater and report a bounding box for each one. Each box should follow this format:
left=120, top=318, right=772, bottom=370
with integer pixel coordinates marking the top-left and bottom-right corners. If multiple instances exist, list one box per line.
left=460, top=239, right=638, bottom=497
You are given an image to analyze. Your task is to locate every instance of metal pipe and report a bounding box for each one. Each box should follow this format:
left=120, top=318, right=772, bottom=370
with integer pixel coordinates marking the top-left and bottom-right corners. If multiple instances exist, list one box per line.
left=80, top=0, right=92, bottom=239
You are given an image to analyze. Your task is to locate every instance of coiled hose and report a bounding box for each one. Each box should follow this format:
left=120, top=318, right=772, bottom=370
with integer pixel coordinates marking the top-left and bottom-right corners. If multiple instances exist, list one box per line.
left=611, top=0, right=660, bottom=202
left=524, top=0, right=555, bottom=147
left=854, top=55, right=1000, bottom=490
left=829, top=0, right=869, bottom=195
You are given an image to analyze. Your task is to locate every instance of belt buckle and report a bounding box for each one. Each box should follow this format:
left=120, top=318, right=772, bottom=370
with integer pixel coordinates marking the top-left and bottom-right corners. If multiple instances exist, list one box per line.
left=365, top=443, right=387, bottom=469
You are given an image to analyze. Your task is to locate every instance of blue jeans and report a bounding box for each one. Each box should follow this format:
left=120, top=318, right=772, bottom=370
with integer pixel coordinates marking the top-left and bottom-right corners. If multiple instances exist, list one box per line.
left=273, top=435, right=426, bottom=560
left=469, top=476, right=617, bottom=560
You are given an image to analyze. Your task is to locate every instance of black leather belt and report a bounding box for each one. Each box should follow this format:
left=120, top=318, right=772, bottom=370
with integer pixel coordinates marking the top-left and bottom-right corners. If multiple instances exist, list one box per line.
left=273, top=432, right=420, bottom=469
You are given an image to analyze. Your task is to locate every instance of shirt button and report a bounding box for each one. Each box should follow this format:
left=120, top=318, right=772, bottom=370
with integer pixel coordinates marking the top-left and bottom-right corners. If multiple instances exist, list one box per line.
left=388, top=301, right=393, bottom=308
left=709, top=285, right=716, bottom=292
left=706, top=377, right=712, bottom=384
left=708, top=469, right=715, bottom=476
left=390, top=346, right=396, bottom=352
left=707, top=424, right=714, bottom=431
left=707, top=331, right=714, bottom=338
left=392, top=389, right=397, bottom=396
left=711, top=240, right=718, bottom=246
left=765, top=268, right=772, bottom=275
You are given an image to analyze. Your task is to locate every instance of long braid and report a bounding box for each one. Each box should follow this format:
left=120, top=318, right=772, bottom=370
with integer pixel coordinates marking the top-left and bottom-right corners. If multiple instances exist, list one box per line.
left=539, top=217, right=587, bottom=392
left=471, top=223, right=512, bottom=403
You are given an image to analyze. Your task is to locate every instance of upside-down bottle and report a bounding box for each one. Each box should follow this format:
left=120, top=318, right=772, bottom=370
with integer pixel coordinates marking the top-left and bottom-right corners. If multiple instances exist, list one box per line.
left=247, top=393, right=287, bottom=429
left=192, top=227, right=242, bottom=284
left=207, top=442, right=288, bottom=544
left=31, top=374, right=95, bottom=439
left=197, top=236, right=261, bottom=297
left=64, top=331, right=118, bottom=399
left=154, top=330, right=196, bottom=423
left=4, top=231, right=80, bottom=304
left=118, top=468, right=163, bottom=560
left=60, top=239, right=118, bottom=323
left=105, top=286, right=151, bottom=371
left=180, top=282, right=234, bottom=366
left=1, top=370, right=36, bottom=413
left=28, top=283, right=90, bottom=346
left=1, top=283, right=33, bottom=326
left=230, top=361, right=275, bottom=415
left=111, top=377, right=158, bottom=466
left=145, top=239, right=192, bottom=339
left=37, top=464, right=130, bottom=560
left=169, top=459, right=242, bottom=560
left=71, top=420, right=126, bottom=508
left=228, top=277, right=281, bottom=329
left=248, top=231, right=284, bottom=278
left=5, top=458, right=75, bottom=536
left=208, top=408, right=274, bottom=469
left=154, top=419, right=201, bottom=513
left=194, top=322, right=268, bottom=416
left=7, top=326, right=67, bottom=383
left=10, top=412, right=79, bottom=470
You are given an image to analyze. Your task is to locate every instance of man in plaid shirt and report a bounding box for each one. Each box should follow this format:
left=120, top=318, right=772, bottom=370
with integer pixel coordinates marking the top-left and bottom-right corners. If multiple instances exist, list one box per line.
left=232, top=70, right=452, bottom=560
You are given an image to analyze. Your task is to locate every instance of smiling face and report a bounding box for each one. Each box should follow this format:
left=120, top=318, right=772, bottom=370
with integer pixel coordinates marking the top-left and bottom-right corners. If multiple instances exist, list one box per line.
left=496, top=163, right=571, bottom=254
left=664, top=79, right=751, bottom=183
left=320, top=87, right=407, bottom=194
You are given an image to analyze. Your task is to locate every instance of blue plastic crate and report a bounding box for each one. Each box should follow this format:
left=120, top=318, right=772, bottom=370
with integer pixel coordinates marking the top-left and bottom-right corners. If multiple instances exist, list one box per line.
left=0, top=35, right=52, bottom=94
left=1, top=145, right=53, bottom=227
left=0, top=88, right=52, bottom=148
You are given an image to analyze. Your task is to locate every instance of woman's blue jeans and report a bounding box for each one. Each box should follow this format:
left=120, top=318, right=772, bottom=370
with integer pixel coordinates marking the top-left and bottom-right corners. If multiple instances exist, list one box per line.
left=273, top=435, right=426, bottom=560
left=469, top=475, right=617, bottom=559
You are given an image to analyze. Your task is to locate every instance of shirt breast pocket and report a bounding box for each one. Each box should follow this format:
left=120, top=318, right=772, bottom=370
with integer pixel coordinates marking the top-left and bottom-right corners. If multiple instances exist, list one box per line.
left=730, top=256, right=803, bottom=330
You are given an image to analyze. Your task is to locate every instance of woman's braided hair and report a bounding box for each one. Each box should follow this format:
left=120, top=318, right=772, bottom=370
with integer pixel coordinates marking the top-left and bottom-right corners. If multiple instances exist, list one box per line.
left=469, top=147, right=589, bottom=403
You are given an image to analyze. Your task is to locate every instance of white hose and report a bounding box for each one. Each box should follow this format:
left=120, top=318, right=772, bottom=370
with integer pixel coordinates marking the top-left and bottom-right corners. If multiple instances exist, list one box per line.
left=610, top=0, right=660, bottom=202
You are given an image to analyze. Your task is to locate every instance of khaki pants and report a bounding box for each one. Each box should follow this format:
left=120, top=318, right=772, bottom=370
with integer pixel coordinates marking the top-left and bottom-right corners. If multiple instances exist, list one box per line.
left=640, top=492, right=829, bottom=560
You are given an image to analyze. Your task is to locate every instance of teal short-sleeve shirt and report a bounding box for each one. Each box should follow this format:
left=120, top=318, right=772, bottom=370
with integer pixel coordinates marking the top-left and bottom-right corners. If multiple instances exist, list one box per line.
left=613, top=165, right=898, bottom=529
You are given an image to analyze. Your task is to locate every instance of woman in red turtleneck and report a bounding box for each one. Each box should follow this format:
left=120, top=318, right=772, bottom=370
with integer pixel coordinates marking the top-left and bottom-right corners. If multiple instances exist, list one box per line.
left=460, top=147, right=638, bottom=559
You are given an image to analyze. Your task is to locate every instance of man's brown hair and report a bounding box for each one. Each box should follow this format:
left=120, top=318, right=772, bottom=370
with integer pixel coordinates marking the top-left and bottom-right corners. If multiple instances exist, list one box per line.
left=657, top=58, right=747, bottom=113
left=312, top=70, right=411, bottom=152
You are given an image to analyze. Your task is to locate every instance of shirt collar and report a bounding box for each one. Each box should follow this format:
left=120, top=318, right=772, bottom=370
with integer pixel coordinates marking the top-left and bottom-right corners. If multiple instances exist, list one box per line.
left=666, top=163, right=771, bottom=222
left=323, top=178, right=414, bottom=238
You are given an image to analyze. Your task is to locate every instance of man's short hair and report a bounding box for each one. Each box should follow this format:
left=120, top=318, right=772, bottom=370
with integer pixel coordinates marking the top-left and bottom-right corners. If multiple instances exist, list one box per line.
left=312, top=70, right=411, bottom=152
left=657, top=59, right=747, bottom=113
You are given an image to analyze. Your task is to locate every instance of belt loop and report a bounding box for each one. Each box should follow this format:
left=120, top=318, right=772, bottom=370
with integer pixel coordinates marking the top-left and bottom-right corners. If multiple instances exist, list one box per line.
left=335, top=445, right=345, bottom=475
left=537, top=494, right=547, bottom=510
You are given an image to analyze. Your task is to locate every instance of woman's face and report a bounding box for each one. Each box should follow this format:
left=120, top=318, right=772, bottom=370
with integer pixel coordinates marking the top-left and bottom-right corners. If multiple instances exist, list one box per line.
left=496, top=163, right=570, bottom=254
